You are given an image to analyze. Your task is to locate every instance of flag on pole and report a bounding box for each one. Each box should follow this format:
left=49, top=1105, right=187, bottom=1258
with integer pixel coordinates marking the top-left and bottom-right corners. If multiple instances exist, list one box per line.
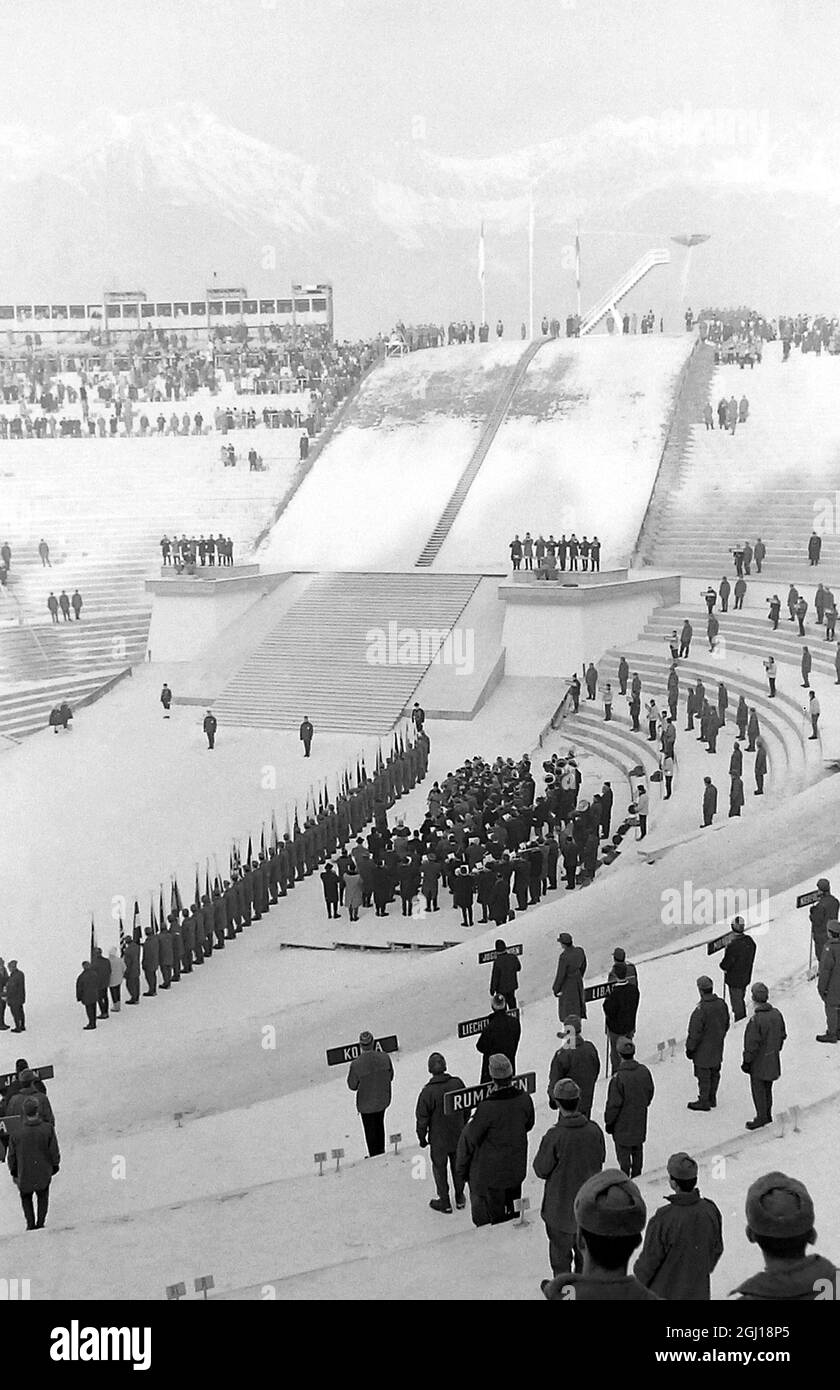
left=119, top=914, right=127, bottom=956
left=159, top=885, right=166, bottom=928
left=260, top=825, right=266, bottom=858
left=172, top=876, right=183, bottom=916
left=133, top=899, right=142, bottom=945
left=246, top=835, right=253, bottom=866
left=478, top=220, right=486, bottom=288
left=271, top=810, right=279, bottom=851
left=194, top=868, right=201, bottom=910
left=293, top=806, right=300, bottom=835
left=205, top=864, right=211, bottom=902
left=89, top=913, right=96, bottom=957
left=150, top=896, right=158, bottom=934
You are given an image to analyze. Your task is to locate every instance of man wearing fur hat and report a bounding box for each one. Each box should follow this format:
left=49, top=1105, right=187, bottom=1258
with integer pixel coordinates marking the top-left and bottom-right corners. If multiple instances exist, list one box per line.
left=634, top=1153, right=723, bottom=1299
left=731, top=1172, right=837, bottom=1299
left=455, top=1053, right=534, bottom=1227
left=533, top=1078, right=606, bottom=1276
left=541, top=1170, right=660, bottom=1300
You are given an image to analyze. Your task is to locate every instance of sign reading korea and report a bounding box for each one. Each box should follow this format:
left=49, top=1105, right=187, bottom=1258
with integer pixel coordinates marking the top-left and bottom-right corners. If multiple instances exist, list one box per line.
left=478, top=944, right=523, bottom=965
left=457, top=1008, right=520, bottom=1039
left=443, top=1071, right=537, bottom=1116
left=326, top=1035, right=399, bottom=1067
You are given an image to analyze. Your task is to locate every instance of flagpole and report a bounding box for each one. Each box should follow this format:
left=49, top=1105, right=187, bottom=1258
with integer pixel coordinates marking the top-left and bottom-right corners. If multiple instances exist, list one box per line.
left=528, top=185, right=535, bottom=341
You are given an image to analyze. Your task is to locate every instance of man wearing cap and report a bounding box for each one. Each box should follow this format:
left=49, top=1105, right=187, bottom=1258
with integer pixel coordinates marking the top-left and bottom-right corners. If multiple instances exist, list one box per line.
left=547, top=1016, right=601, bottom=1119
left=685, top=976, right=730, bottom=1112
left=719, top=917, right=756, bottom=1022
left=533, top=1078, right=606, bottom=1275
left=809, top=878, right=839, bottom=965
left=489, top=940, right=520, bottom=1009
left=347, top=1031, right=394, bottom=1157
left=455, top=1053, right=535, bottom=1226
left=634, top=1153, right=723, bottom=1299
left=476, top=995, right=521, bottom=1084
left=607, top=947, right=638, bottom=988
left=604, top=964, right=641, bottom=1076
left=731, top=1171, right=837, bottom=1299
left=553, top=932, right=587, bottom=1023
left=816, top=919, right=840, bottom=1043
left=415, top=1054, right=468, bottom=1214
left=541, top=1170, right=660, bottom=1300
left=604, top=1040, right=654, bottom=1178
left=742, top=983, right=786, bottom=1129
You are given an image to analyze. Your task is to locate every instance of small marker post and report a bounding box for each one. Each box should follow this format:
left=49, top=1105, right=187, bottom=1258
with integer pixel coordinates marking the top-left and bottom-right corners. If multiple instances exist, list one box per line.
left=331, top=1147, right=345, bottom=1173
left=667, top=1037, right=677, bottom=1059
left=165, top=1282, right=186, bottom=1301
left=656, top=1041, right=666, bottom=1063
left=389, top=1132, right=402, bottom=1155
left=194, top=1275, right=214, bottom=1300
left=314, top=1151, right=327, bottom=1177
left=513, top=1196, right=531, bottom=1227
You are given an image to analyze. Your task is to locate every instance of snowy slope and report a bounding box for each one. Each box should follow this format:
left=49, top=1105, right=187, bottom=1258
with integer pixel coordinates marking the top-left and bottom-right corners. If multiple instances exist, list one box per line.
left=434, top=335, right=694, bottom=571
left=258, top=343, right=526, bottom=571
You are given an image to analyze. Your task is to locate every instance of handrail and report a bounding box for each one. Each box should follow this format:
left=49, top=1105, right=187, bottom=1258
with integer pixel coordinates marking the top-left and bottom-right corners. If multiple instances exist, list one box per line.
left=580, top=249, right=670, bottom=336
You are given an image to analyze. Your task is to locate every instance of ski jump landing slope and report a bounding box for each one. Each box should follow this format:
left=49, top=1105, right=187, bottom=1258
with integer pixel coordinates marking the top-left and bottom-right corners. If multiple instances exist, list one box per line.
left=433, top=335, right=694, bottom=572
left=257, top=343, right=529, bottom=572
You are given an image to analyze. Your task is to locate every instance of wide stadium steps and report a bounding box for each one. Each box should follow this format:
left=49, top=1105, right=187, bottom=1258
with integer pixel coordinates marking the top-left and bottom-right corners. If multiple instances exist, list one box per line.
left=638, top=344, right=840, bottom=577
left=415, top=338, right=550, bottom=567
left=214, top=572, right=482, bottom=732
left=0, top=670, right=129, bottom=741
left=601, top=643, right=813, bottom=792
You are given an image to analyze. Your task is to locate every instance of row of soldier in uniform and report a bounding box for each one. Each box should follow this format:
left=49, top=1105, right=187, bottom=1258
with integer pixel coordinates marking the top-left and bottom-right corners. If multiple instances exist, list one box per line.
left=78, top=734, right=430, bottom=1018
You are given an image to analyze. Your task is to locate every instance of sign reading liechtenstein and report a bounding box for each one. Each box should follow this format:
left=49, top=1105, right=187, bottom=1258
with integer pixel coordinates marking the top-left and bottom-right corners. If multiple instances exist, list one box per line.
left=584, top=982, right=611, bottom=1003
left=0, top=1064, right=53, bottom=1091
left=326, top=1035, right=399, bottom=1067
left=457, top=1008, right=520, bottom=1039
left=443, top=1072, right=537, bottom=1116
left=477, top=945, right=523, bottom=965
left=796, top=889, right=821, bottom=909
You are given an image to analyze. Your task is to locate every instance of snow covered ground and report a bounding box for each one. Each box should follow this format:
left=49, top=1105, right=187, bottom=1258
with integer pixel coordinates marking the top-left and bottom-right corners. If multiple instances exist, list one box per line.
left=1, top=654, right=839, bottom=1299
left=435, top=335, right=694, bottom=571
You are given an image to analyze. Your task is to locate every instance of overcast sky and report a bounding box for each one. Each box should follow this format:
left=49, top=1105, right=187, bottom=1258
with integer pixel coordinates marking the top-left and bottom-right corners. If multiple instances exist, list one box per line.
left=4, top=0, right=835, bottom=157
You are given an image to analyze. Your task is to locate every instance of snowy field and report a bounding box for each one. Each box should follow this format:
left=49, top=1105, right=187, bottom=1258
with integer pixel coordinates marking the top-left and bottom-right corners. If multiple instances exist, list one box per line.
left=435, top=335, right=694, bottom=571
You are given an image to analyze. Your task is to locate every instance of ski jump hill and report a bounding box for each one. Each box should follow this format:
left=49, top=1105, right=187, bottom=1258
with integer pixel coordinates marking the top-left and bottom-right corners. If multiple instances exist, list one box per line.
left=3, top=333, right=840, bottom=1301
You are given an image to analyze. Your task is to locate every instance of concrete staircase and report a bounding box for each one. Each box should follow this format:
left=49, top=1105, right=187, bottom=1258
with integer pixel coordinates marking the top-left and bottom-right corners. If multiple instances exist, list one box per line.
left=415, top=338, right=549, bottom=567
left=214, top=572, right=483, bottom=732
left=638, top=344, right=840, bottom=577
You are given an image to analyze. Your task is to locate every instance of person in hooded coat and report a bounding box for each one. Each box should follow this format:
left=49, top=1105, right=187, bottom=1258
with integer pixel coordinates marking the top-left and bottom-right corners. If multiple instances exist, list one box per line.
left=547, top=1015, right=601, bottom=1118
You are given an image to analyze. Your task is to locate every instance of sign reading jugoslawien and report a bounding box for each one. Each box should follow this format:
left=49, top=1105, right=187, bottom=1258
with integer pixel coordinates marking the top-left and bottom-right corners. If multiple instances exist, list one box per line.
left=326, top=1035, right=399, bottom=1067
left=457, top=1008, right=520, bottom=1039
left=796, top=889, right=821, bottom=909
left=443, top=1072, right=537, bottom=1116
left=478, top=945, right=523, bottom=965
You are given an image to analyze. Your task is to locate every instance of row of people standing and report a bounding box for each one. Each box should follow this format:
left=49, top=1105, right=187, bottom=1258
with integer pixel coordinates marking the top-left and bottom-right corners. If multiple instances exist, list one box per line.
left=510, top=533, right=602, bottom=571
